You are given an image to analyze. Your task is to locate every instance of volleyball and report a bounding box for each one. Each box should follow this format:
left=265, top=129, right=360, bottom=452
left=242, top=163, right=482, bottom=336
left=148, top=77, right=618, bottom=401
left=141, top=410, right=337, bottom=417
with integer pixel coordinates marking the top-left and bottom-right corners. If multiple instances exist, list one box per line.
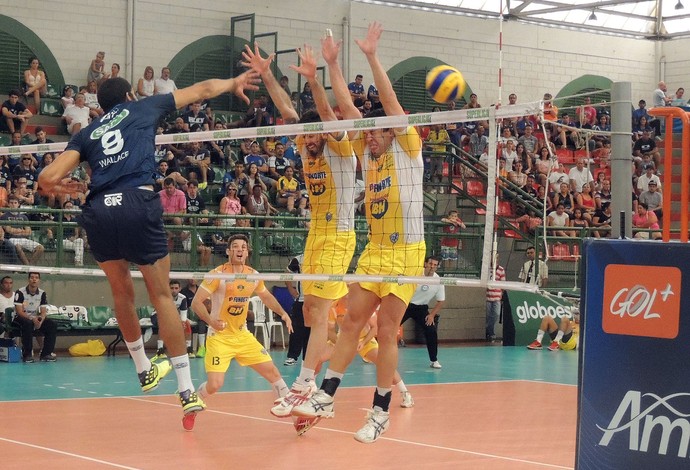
left=425, top=65, right=466, bottom=104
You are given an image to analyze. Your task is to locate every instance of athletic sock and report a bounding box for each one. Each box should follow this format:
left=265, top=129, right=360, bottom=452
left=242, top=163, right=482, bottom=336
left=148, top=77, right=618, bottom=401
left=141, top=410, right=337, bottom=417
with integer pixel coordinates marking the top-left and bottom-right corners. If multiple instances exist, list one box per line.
left=198, top=381, right=209, bottom=399
left=185, top=340, right=192, bottom=348
left=395, top=379, right=408, bottom=393
left=272, top=379, right=289, bottom=398
left=126, top=338, right=150, bottom=374
left=170, top=354, right=195, bottom=392
left=197, top=334, right=206, bottom=347
left=536, top=330, right=545, bottom=343
left=554, top=331, right=564, bottom=342
left=157, top=339, right=164, bottom=350
left=296, top=366, right=316, bottom=386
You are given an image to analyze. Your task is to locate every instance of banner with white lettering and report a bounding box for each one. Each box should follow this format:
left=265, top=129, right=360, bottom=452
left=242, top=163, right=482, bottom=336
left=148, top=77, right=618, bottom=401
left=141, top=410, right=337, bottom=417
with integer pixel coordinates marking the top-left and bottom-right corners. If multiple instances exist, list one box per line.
left=577, top=239, right=689, bottom=469
left=504, top=290, right=575, bottom=346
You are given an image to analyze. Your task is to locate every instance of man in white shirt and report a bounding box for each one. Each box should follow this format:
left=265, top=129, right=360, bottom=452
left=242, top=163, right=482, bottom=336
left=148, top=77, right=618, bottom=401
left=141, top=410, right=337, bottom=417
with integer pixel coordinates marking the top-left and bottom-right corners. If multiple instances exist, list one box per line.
left=519, top=246, right=548, bottom=287
left=62, top=93, right=91, bottom=135
left=400, top=256, right=445, bottom=369
left=155, top=67, right=178, bottom=95
left=652, top=81, right=671, bottom=108
left=548, top=162, right=570, bottom=193
left=568, top=158, right=593, bottom=193
left=0, top=276, right=15, bottom=316
left=636, top=164, right=662, bottom=194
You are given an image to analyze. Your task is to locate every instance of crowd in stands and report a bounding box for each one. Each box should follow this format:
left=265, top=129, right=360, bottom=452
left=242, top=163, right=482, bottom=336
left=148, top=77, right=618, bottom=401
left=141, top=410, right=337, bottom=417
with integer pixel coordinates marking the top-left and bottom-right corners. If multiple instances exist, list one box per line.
left=1, top=52, right=688, bottom=268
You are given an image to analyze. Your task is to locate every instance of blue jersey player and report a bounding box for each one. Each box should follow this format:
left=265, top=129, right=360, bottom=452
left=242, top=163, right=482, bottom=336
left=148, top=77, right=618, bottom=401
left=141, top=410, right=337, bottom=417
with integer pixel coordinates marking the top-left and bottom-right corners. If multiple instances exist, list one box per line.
left=38, top=72, right=258, bottom=430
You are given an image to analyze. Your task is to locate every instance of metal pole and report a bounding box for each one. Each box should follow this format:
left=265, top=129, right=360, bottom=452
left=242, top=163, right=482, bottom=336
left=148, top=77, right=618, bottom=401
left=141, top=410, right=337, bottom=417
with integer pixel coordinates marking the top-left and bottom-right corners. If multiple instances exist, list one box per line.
left=611, top=82, right=632, bottom=238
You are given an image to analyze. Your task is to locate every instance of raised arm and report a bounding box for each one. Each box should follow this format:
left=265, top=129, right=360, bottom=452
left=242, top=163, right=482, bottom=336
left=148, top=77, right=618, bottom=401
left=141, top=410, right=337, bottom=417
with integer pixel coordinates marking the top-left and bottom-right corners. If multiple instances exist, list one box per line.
left=321, top=35, right=361, bottom=121
left=241, top=43, right=299, bottom=124
left=290, top=45, right=336, bottom=122
left=355, top=22, right=404, bottom=116
left=173, top=70, right=259, bottom=110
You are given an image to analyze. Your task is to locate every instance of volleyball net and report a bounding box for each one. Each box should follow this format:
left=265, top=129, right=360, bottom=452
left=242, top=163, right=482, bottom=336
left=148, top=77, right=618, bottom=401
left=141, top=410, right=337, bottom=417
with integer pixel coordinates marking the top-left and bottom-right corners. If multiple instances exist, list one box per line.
left=0, top=94, right=622, bottom=295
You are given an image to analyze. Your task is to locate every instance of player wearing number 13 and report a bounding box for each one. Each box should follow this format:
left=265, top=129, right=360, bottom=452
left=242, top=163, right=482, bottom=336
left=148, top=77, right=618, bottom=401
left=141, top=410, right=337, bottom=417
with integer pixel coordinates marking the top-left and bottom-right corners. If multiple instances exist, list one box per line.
left=38, top=72, right=259, bottom=427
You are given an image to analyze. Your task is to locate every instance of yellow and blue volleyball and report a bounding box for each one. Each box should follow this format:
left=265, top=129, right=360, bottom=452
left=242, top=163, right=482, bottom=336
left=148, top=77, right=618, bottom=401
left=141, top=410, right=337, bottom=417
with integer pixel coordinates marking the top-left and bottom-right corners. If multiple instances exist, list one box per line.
left=425, top=65, right=466, bottom=104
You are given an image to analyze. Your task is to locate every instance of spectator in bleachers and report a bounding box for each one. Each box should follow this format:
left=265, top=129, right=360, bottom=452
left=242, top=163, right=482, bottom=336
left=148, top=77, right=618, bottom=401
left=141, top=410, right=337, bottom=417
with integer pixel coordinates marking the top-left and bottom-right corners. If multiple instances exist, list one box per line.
left=537, top=184, right=553, bottom=214
left=348, top=74, right=366, bottom=107
left=182, top=141, right=212, bottom=190
left=23, top=57, right=47, bottom=114
left=636, top=163, right=661, bottom=195
left=591, top=201, right=612, bottom=238
left=35, top=153, right=57, bottom=208
left=0, top=196, right=43, bottom=264
left=591, top=114, right=611, bottom=148
left=595, top=179, right=612, bottom=210
left=633, top=202, right=661, bottom=240
left=632, top=129, right=660, bottom=167
left=241, top=95, right=270, bottom=128
left=101, top=63, right=121, bottom=84
left=652, top=81, right=672, bottom=108
left=218, top=182, right=243, bottom=228
left=501, top=139, right=518, bottom=172
left=83, top=81, right=103, bottom=117
left=268, top=142, right=291, bottom=180
left=299, top=82, right=315, bottom=115
left=518, top=124, right=539, bottom=161
left=62, top=93, right=91, bottom=136
left=221, top=161, right=248, bottom=193
left=30, top=127, right=54, bottom=166
left=570, top=207, right=589, bottom=235
left=87, top=51, right=106, bottom=84
left=154, top=159, right=187, bottom=192
left=12, top=156, right=38, bottom=192
left=207, top=121, right=232, bottom=166
left=508, top=159, right=528, bottom=190
left=463, top=93, right=481, bottom=109
left=672, top=87, right=687, bottom=106
left=154, top=67, right=177, bottom=95
left=632, top=115, right=651, bottom=142
left=499, top=125, right=517, bottom=147
left=159, top=177, right=187, bottom=246
left=367, top=82, right=381, bottom=109
left=440, top=210, right=466, bottom=270
left=276, top=166, right=302, bottom=213
left=60, top=86, right=75, bottom=110
left=552, top=182, right=575, bottom=218
left=246, top=183, right=278, bottom=227
left=639, top=180, right=662, bottom=222
left=358, top=99, right=373, bottom=117
left=7, top=132, right=23, bottom=169
left=182, top=101, right=210, bottom=132
left=425, top=123, right=450, bottom=187
left=182, top=182, right=212, bottom=267
left=136, top=65, right=157, bottom=99
left=514, top=142, right=532, bottom=175
left=515, top=209, right=542, bottom=235
left=554, top=113, right=581, bottom=150
left=534, top=146, right=556, bottom=187
left=469, top=124, right=488, bottom=158
left=243, top=141, right=276, bottom=188
left=578, top=96, right=597, bottom=128
left=262, top=136, right=278, bottom=157
left=568, top=158, right=593, bottom=194
left=547, top=162, right=569, bottom=194
left=548, top=202, right=574, bottom=237
left=575, top=182, right=596, bottom=222
left=2, top=89, right=32, bottom=134
left=59, top=200, right=85, bottom=266
left=0, top=155, right=10, bottom=193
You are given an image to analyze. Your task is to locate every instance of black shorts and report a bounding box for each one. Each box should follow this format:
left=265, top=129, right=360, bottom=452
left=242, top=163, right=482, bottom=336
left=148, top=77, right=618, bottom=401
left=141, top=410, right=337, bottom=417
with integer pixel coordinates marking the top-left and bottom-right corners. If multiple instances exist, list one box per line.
left=78, top=188, right=168, bottom=265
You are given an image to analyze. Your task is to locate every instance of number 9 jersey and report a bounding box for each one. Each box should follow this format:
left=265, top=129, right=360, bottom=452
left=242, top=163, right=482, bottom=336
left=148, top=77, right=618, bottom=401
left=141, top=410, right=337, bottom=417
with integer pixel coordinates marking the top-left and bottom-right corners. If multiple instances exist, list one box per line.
left=65, top=94, right=176, bottom=198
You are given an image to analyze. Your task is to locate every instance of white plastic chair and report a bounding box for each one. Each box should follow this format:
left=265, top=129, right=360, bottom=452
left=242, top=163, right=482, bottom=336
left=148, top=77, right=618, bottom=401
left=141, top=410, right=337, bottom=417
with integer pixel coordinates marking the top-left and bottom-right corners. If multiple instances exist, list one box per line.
left=265, top=305, right=285, bottom=349
left=249, top=296, right=270, bottom=350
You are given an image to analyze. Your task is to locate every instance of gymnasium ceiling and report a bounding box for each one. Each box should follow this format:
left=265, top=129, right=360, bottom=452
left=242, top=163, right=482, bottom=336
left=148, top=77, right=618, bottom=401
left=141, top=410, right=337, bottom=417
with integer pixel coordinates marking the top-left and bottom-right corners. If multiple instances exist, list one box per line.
left=356, top=0, right=690, bottom=39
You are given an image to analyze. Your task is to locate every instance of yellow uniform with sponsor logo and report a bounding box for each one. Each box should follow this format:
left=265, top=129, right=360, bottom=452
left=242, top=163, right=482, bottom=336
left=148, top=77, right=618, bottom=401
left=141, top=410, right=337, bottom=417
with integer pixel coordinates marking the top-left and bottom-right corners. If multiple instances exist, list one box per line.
left=559, top=322, right=579, bottom=350
left=352, top=126, right=426, bottom=304
left=297, top=133, right=356, bottom=300
left=328, top=297, right=378, bottom=358
left=199, top=264, right=272, bottom=372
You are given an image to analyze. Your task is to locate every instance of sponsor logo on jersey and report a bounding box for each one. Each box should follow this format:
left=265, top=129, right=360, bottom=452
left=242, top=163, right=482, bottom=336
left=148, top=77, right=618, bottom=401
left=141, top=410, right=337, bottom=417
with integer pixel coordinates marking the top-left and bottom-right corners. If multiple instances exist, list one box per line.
left=103, top=193, right=123, bottom=206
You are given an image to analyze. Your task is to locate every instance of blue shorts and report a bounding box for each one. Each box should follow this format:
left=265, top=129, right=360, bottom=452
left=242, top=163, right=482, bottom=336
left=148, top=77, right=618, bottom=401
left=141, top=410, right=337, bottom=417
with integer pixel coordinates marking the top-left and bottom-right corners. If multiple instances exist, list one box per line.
left=78, top=188, right=168, bottom=265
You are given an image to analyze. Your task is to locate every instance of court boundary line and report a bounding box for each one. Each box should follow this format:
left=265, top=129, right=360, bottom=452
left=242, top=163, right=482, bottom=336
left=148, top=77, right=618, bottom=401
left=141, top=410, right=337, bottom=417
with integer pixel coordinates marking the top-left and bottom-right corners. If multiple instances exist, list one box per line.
left=124, top=396, right=574, bottom=469
left=0, top=437, right=140, bottom=469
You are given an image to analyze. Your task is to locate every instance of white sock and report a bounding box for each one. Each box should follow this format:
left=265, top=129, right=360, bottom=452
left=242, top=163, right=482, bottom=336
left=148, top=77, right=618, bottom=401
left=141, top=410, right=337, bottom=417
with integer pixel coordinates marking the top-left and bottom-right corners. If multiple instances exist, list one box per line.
left=185, top=340, right=192, bottom=348
left=554, top=331, right=564, bottom=342
left=536, top=330, right=545, bottom=343
left=198, top=334, right=206, bottom=347
left=324, top=369, right=344, bottom=381
left=296, top=366, right=316, bottom=386
left=157, top=339, right=164, bottom=350
left=126, top=338, right=150, bottom=374
left=170, top=354, right=195, bottom=392
left=272, top=379, right=289, bottom=398
left=198, top=381, right=209, bottom=399
left=395, top=379, right=408, bottom=393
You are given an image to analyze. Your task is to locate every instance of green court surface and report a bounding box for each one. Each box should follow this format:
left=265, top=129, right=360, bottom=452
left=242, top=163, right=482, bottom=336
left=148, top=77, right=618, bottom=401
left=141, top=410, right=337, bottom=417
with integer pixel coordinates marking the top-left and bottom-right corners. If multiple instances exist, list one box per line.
left=0, top=345, right=577, bottom=402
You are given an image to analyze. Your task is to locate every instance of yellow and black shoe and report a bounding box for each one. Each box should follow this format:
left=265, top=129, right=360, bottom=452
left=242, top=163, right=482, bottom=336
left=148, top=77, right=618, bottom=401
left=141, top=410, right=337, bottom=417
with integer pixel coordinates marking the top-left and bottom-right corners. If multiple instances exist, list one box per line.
left=139, top=360, right=172, bottom=393
left=179, top=389, right=206, bottom=414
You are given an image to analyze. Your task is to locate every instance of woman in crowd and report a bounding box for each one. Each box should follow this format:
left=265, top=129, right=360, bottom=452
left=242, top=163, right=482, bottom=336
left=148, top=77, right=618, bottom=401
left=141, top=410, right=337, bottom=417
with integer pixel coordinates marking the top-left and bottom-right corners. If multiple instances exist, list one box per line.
left=24, top=57, right=48, bottom=113
left=137, top=66, right=157, bottom=99
left=218, top=183, right=244, bottom=228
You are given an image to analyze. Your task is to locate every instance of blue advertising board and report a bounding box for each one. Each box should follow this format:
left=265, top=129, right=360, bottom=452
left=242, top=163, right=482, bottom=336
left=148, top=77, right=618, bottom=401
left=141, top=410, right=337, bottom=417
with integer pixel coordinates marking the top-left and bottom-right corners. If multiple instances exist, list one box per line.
left=577, top=239, right=690, bottom=469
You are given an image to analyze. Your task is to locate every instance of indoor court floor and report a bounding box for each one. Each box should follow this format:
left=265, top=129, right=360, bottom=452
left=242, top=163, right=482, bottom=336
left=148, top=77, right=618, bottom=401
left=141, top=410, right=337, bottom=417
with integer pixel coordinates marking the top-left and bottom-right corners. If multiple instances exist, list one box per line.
left=0, top=345, right=577, bottom=469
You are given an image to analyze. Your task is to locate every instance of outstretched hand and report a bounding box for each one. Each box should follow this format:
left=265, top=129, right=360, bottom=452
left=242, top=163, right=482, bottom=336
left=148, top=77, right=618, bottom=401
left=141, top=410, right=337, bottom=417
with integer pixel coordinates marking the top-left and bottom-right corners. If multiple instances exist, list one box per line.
left=39, top=178, right=86, bottom=196
left=320, top=35, right=342, bottom=64
left=232, top=70, right=261, bottom=105
left=241, top=42, right=274, bottom=75
left=290, top=44, right=318, bottom=80
left=354, top=21, right=383, bottom=56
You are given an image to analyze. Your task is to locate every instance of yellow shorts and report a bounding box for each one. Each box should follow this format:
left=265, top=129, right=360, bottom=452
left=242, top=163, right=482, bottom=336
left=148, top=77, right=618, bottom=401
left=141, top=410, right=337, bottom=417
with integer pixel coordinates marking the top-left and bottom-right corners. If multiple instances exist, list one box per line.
left=205, top=329, right=272, bottom=373
left=559, top=333, right=578, bottom=351
left=358, top=338, right=378, bottom=359
left=356, top=241, right=426, bottom=305
left=302, top=231, right=356, bottom=300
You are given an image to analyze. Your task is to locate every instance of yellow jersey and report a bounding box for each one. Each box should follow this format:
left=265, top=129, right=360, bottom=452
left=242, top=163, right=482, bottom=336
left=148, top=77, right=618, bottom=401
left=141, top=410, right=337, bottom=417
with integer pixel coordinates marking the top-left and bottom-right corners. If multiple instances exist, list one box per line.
left=352, top=126, right=425, bottom=246
left=297, top=134, right=356, bottom=234
left=199, top=264, right=266, bottom=335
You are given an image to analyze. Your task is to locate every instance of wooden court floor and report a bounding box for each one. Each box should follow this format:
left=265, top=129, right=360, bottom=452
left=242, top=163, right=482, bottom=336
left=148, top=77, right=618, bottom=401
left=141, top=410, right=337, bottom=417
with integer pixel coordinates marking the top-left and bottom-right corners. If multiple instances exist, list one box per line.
left=0, top=345, right=577, bottom=469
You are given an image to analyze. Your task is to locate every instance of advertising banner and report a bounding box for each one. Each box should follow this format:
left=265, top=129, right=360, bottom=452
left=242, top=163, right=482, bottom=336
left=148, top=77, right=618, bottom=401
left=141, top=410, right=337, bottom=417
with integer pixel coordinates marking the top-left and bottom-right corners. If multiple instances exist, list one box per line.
left=577, top=239, right=690, bottom=469
left=504, top=290, right=576, bottom=346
